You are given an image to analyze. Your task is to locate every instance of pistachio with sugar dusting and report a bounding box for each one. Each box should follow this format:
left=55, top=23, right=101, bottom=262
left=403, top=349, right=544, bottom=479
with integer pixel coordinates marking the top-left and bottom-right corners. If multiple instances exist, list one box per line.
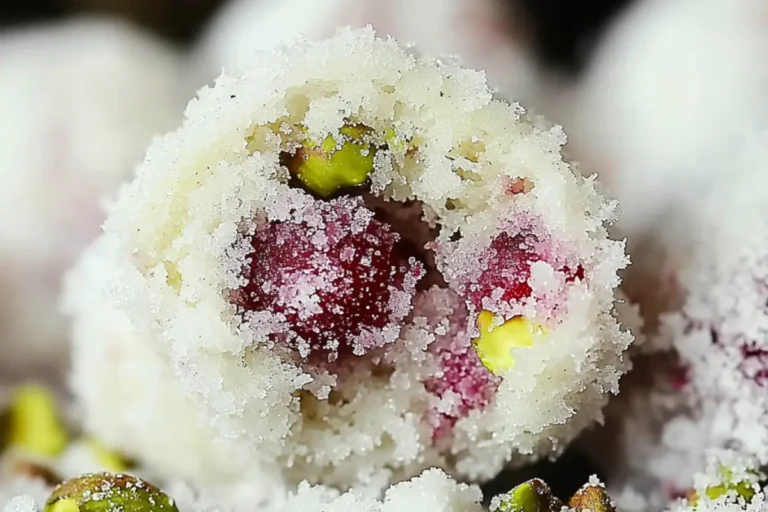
left=283, top=123, right=376, bottom=198
left=44, top=473, right=178, bottom=512
left=687, top=466, right=762, bottom=507
left=491, top=479, right=563, bottom=512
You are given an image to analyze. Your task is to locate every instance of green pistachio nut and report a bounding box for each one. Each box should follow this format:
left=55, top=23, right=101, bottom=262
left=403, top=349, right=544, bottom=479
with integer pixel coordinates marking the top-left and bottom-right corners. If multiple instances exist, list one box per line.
left=7, top=385, right=69, bottom=457
left=287, top=123, right=375, bottom=198
left=689, top=480, right=756, bottom=505
left=687, top=466, right=762, bottom=507
left=44, top=473, right=178, bottom=512
left=568, top=484, right=615, bottom=512
left=492, top=479, right=562, bottom=512
left=385, top=127, right=407, bottom=153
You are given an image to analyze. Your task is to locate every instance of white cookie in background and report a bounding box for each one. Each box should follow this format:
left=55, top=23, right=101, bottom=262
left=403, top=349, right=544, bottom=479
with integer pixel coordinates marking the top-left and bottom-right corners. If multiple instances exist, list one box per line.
left=0, top=17, right=186, bottom=382
left=560, top=0, right=768, bottom=503
left=607, top=128, right=768, bottom=502
left=562, top=0, right=768, bottom=245
left=191, top=0, right=540, bottom=105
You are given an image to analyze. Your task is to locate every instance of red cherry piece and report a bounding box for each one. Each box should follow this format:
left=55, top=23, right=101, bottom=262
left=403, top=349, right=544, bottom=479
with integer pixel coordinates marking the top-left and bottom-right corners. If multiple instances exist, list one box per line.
left=412, top=289, right=499, bottom=441
left=426, top=341, right=499, bottom=438
left=464, top=232, right=540, bottom=311
left=464, top=232, right=584, bottom=313
left=234, top=197, right=424, bottom=363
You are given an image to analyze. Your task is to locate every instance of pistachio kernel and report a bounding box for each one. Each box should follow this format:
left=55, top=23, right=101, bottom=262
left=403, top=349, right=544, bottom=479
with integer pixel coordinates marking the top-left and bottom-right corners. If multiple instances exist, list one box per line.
left=492, top=478, right=562, bottom=512
left=688, top=467, right=760, bottom=506
left=284, top=123, right=376, bottom=198
left=569, top=484, right=616, bottom=512
left=44, top=473, right=178, bottom=512
left=385, top=127, right=407, bottom=153
left=7, top=385, right=69, bottom=457
left=473, top=311, right=544, bottom=374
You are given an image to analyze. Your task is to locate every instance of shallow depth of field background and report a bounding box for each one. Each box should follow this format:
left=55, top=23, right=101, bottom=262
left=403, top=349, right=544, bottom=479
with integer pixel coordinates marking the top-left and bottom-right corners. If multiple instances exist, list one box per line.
left=1, top=0, right=753, bottom=502
left=0, top=0, right=628, bottom=69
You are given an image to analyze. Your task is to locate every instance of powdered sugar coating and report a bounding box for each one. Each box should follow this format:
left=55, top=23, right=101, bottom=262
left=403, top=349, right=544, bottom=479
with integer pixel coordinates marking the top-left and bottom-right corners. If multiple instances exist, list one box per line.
left=0, top=469, right=482, bottom=512
left=661, top=130, right=768, bottom=465
left=0, top=482, right=47, bottom=512
left=66, top=28, right=631, bottom=491
left=559, top=0, right=768, bottom=502
left=282, top=469, right=483, bottom=512
left=63, top=246, right=283, bottom=489
left=93, top=469, right=481, bottom=512
left=610, top=450, right=768, bottom=512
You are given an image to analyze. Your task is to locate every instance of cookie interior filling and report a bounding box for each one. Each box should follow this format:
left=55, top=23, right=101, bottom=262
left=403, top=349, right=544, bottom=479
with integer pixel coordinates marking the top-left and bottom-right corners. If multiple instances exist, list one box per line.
left=230, top=110, right=583, bottom=442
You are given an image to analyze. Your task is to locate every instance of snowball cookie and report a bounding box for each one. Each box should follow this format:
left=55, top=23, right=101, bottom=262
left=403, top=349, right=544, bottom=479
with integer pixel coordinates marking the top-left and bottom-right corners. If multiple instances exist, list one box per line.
left=0, top=17, right=186, bottom=380
left=191, top=0, right=539, bottom=106
left=587, top=129, right=768, bottom=505
left=557, top=2, right=768, bottom=497
left=65, top=28, right=632, bottom=492
left=664, top=131, right=768, bottom=472
left=64, top=244, right=286, bottom=493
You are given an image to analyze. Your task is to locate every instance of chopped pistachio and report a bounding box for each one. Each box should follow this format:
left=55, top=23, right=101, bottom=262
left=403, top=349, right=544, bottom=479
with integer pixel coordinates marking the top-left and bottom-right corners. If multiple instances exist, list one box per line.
left=285, top=123, right=375, bottom=198
left=7, top=385, right=69, bottom=457
left=492, top=479, right=562, bottom=512
left=473, top=311, right=543, bottom=374
left=44, top=473, right=178, bottom=512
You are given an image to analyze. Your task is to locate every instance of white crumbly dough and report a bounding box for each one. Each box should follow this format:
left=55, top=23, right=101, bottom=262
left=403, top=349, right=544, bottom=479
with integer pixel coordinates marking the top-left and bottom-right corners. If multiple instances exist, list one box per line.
left=65, top=28, right=631, bottom=492
left=280, top=469, right=483, bottom=512
left=0, top=17, right=185, bottom=380
left=168, top=469, right=484, bottom=512
left=65, top=245, right=286, bottom=495
left=192, top=0, right=539, bottom=105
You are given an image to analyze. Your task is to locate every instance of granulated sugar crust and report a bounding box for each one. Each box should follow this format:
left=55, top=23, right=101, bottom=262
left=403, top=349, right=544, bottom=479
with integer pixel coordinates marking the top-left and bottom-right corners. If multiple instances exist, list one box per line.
left=65, top=27, right=631, bottom=491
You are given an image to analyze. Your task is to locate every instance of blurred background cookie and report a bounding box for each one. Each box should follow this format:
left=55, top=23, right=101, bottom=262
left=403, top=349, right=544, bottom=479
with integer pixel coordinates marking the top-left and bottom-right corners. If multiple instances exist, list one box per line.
left=0, top=17, right=186, bottom=383
left=0, top=0, right=636, bottom=70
